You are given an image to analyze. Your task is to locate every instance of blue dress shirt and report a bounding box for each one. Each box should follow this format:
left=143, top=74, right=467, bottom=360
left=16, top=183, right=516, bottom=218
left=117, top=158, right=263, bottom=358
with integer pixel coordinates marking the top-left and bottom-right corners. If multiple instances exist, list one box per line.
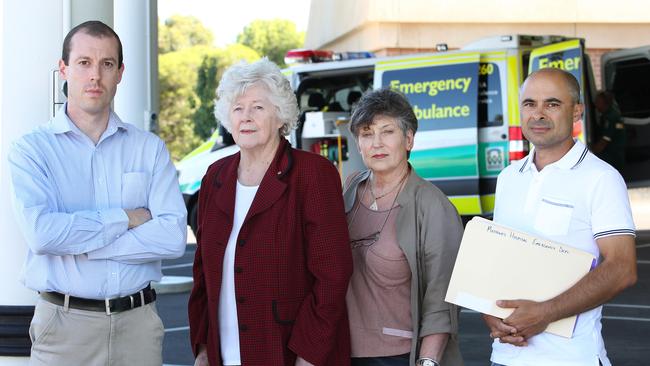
left=9, top=104, right=187, bottom=299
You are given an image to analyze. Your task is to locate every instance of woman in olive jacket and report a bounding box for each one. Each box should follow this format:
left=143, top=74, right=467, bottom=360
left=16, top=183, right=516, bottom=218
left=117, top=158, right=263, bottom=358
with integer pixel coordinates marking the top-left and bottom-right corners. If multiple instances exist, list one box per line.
left=343, top=88, right=463, bottom=366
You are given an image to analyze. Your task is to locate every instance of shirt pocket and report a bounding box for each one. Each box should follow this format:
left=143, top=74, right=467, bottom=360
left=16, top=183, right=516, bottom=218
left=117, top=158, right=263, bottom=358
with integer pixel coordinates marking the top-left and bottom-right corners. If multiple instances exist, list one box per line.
left=121, top=172, right=150, bottom=209
left=533, top=197, right=574, bottom=236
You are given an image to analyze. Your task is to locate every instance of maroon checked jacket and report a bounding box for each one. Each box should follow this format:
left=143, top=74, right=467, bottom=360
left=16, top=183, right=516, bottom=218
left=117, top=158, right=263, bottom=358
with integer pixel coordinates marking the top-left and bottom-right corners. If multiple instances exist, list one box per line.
left=188, top=138, right=352, bottom=366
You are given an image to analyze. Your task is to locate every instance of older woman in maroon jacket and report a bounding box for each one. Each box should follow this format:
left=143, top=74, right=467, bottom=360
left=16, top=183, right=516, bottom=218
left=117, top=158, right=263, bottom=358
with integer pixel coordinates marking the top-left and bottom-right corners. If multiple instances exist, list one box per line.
left=188, top=58, right=353, bottom=366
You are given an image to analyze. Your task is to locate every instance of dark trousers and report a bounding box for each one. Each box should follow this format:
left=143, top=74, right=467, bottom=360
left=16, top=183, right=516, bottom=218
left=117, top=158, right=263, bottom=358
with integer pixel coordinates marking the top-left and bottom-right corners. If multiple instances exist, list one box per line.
left=351, top=353, right=410, bottom=366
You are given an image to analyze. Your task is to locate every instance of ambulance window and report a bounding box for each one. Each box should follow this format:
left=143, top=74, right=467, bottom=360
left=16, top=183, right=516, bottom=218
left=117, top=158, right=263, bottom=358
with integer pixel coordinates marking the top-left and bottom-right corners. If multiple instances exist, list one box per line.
left=610, top=58, right=650, bottom=118
left=478, top=62, right=504, bottom=127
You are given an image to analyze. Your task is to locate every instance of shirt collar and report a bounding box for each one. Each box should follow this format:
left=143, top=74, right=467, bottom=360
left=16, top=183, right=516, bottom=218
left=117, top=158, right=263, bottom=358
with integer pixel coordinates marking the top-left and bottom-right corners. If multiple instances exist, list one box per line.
left=51, top=102, right=129, bottom=138
left=519, top=139, right=589, bottom=173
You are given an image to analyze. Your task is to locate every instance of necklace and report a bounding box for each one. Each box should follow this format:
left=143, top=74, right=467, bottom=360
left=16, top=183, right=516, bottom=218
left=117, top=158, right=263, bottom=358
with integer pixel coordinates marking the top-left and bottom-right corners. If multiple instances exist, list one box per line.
left=348, top=170, right=409, bottom=249
left=368, top=168, right=409, bottom=211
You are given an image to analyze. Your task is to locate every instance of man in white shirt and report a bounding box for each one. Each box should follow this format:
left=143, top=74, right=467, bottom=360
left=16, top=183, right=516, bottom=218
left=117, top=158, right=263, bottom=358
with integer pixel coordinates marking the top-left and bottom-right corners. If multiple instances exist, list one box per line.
left=483, top=68, right=637, bottom=366
left=9, top=20, right=186, bottom=365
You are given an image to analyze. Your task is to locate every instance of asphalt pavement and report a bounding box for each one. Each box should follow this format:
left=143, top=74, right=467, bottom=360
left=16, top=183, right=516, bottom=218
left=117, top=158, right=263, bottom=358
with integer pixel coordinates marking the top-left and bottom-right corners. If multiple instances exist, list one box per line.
left=158, top=229, right=650, bottom=366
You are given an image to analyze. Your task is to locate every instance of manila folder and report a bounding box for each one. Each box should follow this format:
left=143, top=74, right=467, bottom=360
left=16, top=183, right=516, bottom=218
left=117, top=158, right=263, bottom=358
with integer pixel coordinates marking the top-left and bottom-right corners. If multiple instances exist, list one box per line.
left=445, top=217, right=595, bottom=338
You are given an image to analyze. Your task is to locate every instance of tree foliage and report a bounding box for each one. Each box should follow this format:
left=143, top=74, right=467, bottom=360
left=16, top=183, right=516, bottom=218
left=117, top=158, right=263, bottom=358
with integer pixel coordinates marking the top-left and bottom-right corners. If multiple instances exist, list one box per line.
left=158, top=46, right=212, bottom=160
left=192, top=55, right=219, bottom=140
left=159, top=15, right=214, bottom=54
left=237, top=19, right=304, bottom=67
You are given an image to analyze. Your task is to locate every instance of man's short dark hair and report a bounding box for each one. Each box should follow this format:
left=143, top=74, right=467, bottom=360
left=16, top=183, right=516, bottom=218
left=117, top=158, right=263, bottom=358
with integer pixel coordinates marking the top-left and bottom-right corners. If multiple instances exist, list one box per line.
left=62, top=20, right=123, bottom=67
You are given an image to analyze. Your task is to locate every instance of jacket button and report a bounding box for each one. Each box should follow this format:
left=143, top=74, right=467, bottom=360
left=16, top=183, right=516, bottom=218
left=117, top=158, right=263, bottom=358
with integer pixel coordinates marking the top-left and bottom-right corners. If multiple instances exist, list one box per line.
left=237, top=296, right=246, bottom=303
left=234, top=266, right=243, bottom=274
left=238, top=239, right=245, bottom=247
left=239, top=324, right=248, bottom=332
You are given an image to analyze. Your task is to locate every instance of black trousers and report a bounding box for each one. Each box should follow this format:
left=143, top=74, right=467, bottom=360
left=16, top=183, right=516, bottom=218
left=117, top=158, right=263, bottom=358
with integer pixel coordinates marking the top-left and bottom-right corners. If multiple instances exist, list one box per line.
left=351, top=353, right=410, bottom=366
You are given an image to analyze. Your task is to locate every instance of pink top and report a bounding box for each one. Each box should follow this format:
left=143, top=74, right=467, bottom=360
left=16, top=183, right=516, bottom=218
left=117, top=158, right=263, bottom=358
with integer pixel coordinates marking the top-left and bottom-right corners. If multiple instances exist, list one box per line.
left=346, top=199, right=413, bottom=357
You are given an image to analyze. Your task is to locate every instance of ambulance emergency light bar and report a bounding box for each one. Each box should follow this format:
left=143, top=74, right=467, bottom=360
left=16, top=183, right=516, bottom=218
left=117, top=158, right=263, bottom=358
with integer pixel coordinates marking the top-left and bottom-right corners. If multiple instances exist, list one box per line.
left=285, top=49, right=374, bottom=65
left=285, top=49, right=335, bottom=65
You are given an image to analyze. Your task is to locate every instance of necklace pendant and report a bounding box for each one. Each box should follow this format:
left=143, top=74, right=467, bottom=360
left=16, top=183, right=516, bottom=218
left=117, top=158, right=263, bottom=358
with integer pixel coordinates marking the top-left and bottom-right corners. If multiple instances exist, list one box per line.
left=370, top=200, right=378, bottom=211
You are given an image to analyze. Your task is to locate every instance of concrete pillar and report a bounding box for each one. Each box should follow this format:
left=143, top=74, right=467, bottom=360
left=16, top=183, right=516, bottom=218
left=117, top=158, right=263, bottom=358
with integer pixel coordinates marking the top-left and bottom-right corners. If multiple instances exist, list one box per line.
left=0, top=1, right=62, bottom=362
left=113, top=0, right=159, bottom=131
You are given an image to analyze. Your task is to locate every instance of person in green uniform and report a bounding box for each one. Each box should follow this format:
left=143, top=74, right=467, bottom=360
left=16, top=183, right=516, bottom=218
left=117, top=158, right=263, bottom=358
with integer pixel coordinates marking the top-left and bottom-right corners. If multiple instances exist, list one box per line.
left=592, top=91, right=626, bottom=171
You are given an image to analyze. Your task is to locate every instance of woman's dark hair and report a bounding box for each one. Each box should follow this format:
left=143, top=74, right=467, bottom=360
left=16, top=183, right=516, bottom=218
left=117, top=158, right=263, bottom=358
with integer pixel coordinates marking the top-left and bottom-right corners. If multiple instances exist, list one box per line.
left=349, top=88, right=418, bottom=138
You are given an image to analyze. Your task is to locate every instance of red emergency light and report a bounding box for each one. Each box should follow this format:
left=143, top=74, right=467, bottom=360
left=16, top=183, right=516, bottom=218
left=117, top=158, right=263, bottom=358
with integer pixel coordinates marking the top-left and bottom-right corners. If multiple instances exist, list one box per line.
left=284, top=49, right=334, bottom=65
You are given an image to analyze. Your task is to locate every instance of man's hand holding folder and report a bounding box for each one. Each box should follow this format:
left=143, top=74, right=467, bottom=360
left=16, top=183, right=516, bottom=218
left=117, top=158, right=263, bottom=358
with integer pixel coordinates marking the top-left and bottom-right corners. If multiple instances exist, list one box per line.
left=483, top=299, right=554, bottom=346
left=445, top=217, right=596, bottom=339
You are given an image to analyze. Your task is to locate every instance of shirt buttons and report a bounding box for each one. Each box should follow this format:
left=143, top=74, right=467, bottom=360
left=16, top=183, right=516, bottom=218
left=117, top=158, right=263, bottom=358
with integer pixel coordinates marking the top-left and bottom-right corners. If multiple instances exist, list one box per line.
left=238, top=239, right=245, bottom=247
left=234, top=266, right=243, bottom=274
left=239, top=324, right=248, bottom=332
left=237, top=296, right=246, bottom=303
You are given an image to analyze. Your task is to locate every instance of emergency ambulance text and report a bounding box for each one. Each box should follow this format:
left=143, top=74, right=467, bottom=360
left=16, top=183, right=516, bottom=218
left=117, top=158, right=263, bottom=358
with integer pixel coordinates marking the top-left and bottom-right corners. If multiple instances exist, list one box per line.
left=538, top=56, right=581, bottom=71
left=389, top=77, right=472, bottom=96
left=413, top=104, right=471, bottom=119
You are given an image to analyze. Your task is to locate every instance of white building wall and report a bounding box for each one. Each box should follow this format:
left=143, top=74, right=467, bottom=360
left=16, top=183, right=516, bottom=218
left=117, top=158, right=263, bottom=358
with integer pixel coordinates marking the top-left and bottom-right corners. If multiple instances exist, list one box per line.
left=1, top=0, right=64, bottom=307
left=305, top=0, right=650, bottom=50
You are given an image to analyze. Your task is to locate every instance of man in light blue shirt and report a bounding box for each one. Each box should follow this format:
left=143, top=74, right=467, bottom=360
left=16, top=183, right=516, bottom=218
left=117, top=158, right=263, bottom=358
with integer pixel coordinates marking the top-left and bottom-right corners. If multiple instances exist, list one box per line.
left=8, top=20, right=186, bottom=365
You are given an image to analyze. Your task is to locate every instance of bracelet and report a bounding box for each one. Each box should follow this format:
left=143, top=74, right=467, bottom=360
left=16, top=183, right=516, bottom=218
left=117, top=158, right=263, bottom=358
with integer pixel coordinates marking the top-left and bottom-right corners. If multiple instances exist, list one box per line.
left=416, top=357, right=440, bottom=366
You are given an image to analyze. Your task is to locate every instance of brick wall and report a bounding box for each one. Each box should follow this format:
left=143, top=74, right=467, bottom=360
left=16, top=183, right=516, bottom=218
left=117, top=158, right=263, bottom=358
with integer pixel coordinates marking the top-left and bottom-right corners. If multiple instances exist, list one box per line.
left=585, top=48, right=621, bottom=90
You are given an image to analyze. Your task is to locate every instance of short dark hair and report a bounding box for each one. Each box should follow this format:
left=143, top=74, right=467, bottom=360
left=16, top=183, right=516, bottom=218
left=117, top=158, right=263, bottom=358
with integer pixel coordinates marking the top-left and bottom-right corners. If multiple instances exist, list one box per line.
left=62, top=20, right=123, bottom=67
left=349, top=88, right=418, bottom=138
left=596, top=90, right=614, bottom=105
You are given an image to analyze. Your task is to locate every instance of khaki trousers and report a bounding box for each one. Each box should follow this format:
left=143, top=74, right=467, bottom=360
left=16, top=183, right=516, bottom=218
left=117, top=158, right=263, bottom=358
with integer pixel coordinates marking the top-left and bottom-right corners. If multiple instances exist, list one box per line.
left=29, top=298, right=164, bottom=366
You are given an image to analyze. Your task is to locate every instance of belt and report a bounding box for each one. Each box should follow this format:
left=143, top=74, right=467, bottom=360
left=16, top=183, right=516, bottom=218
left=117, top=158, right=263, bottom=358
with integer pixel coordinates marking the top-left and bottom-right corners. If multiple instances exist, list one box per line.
left=40, top=285, right=156, bottom=315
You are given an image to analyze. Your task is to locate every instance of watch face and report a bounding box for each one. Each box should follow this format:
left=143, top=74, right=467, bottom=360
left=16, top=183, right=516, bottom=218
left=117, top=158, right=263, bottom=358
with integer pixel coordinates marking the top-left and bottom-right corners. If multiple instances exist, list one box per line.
left=421, top=360, right=435, bottom=366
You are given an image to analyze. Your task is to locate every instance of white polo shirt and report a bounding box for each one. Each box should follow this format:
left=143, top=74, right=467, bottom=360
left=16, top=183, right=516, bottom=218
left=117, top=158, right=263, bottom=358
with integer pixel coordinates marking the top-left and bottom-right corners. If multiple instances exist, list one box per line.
left=491, top=140, right=635, bottom=366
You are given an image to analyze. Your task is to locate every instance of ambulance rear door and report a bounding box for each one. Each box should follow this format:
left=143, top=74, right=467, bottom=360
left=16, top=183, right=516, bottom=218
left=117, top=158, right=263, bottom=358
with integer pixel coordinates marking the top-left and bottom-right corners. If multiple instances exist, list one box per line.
left=376, top=52, right=482, bottom=215
left=528, top=39, right=591, bottom=142
left=601, top=45, right=650, bottom=183
left=477, top=51, right=511, bottom=214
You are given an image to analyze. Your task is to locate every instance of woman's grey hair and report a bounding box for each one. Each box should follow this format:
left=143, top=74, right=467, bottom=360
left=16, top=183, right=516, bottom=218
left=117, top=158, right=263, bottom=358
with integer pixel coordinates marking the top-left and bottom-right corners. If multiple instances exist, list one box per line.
left=214, top=58, right=299, bottom=136
left=349, top=88, right=418, bottom=138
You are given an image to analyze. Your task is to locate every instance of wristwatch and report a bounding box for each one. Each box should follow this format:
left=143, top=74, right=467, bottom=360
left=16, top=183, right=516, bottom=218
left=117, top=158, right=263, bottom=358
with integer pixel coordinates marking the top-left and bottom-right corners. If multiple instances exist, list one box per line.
left=416, top=357, right=440, bottom=366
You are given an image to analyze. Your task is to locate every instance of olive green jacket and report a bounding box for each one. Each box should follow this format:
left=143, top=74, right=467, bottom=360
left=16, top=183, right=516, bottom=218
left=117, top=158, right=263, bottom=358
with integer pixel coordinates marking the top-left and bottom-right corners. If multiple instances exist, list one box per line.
left=343, top=169, right=464, bottom=366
